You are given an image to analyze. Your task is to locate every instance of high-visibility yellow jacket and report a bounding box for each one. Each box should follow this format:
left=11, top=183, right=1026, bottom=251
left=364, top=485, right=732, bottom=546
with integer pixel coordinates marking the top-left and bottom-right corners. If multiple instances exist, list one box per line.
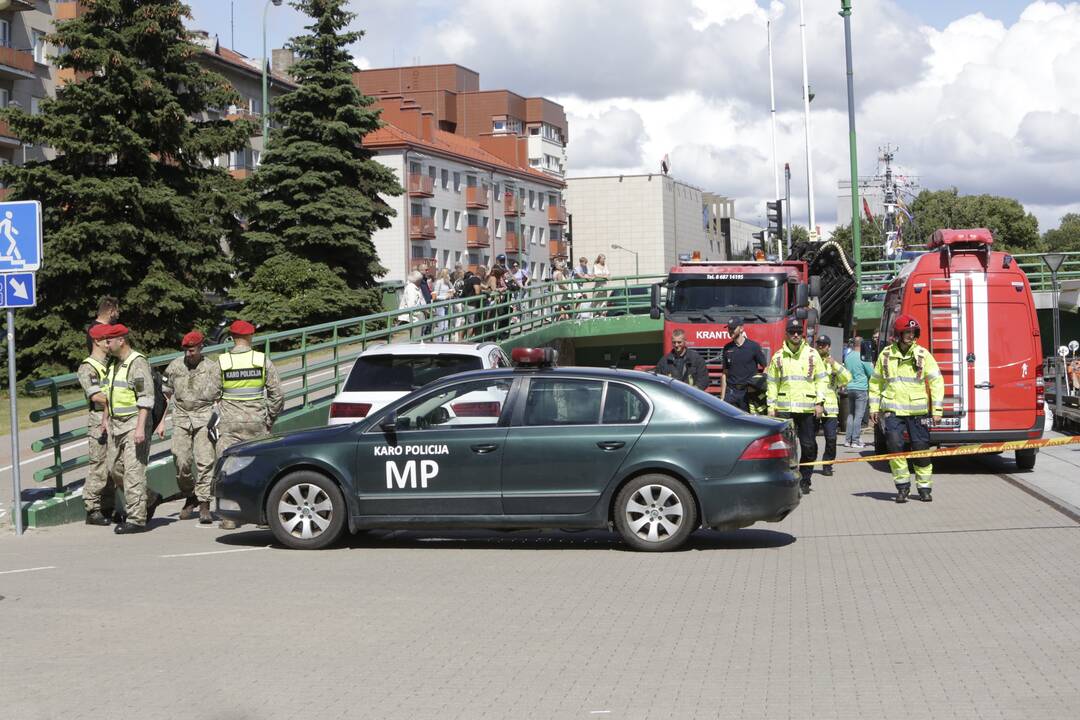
left=766, top=341, right=827, bottom=414
left=821, top=357, right=853, bottom=418
left=868, top=342, right=944, bottom=417
left=108, top=351, right=146, bottom=417
left=220, top=350, right=266, bottom=401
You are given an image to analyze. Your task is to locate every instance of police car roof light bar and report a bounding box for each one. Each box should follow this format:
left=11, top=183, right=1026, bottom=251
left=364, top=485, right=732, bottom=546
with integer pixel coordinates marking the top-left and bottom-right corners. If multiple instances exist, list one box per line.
left=512, top=347, right=557, bottom=367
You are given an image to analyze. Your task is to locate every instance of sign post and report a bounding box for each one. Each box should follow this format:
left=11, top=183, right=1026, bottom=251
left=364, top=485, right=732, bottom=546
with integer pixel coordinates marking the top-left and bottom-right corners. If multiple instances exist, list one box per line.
left=0, top=199, right=42, bottom=535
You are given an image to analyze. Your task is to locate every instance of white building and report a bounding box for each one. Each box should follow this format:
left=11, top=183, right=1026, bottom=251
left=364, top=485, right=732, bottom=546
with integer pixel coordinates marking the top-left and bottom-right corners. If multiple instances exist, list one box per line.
left=565, top=174, right=711, bottom=278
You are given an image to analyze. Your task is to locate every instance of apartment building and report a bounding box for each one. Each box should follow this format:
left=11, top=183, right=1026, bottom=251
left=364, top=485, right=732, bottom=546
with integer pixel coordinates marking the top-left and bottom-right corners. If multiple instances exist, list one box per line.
left=703, top=192, right=764, bottom=260
left=353, top=63, right=568, bottom=180
left=564, top=174, right=711, bottom=277
left=363, top=97, right=567, bottom=282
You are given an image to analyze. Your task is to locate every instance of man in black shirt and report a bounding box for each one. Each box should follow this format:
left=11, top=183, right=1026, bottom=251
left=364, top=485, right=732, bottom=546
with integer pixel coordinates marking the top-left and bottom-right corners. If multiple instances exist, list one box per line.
left=719, top=316, right=767, bottom=412
left=655, top=329, right=710, bottom=390
left=86, top=295, right=120, bottom=353
left=461, top=270, right=484, bottom=339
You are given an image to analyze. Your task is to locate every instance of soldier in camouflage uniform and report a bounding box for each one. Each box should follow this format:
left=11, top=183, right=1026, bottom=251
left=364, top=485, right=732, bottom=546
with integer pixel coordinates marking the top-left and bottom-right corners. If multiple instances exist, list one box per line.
left=103, top=324, right=163, bottom=534
left=80, top=324, right=115, bottom=525
left=159, top=330, right=221, bottom=524
left=217, top=320, right=283, bottom=529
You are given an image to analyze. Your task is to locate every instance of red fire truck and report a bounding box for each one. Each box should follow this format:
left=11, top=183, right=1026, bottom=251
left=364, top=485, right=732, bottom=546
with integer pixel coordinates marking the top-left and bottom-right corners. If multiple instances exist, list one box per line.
left=874, top=228, right=1045, bottom=469
left=645, top=257, right=820, bottom=393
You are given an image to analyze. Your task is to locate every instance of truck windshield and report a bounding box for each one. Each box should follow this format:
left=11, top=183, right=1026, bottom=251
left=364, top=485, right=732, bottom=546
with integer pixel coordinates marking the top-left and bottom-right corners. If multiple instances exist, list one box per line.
left=669, top=280, right=785, bottom=317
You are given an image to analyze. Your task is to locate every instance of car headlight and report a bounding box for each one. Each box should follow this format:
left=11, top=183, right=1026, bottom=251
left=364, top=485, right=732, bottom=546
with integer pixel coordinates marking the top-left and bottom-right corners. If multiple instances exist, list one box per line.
left=220, top=455, right=257, bottom=476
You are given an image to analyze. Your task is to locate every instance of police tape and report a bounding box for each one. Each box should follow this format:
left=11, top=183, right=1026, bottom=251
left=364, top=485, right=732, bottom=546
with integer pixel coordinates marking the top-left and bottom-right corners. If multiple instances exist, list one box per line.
left=798, top=434, right=1080, bottom=466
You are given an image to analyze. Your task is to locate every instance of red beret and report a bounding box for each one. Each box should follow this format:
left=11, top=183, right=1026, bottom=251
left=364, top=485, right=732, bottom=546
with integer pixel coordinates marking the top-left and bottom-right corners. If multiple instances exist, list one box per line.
left=102, top=324, right=130, bottom=339
left=88, top=324, right=112, bottom=340
left=229, top=319, right=256, bottom=336
left=181, top=330, right=205, bottom=348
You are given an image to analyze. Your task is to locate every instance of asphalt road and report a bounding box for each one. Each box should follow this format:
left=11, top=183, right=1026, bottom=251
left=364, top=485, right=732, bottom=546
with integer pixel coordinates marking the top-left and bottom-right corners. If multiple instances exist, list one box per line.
left=2, top=449, right=1078, bottom=719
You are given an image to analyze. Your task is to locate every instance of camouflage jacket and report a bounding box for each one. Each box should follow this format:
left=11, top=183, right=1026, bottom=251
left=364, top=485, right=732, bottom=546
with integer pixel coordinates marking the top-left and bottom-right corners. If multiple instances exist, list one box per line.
left=163, top=355, right=222, bottom=429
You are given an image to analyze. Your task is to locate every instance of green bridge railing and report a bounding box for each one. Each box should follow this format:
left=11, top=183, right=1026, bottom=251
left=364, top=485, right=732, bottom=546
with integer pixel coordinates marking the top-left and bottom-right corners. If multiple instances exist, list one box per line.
left=858, top=251, right=1080, bottom=298
left=24, top=274, right=659, bottom=498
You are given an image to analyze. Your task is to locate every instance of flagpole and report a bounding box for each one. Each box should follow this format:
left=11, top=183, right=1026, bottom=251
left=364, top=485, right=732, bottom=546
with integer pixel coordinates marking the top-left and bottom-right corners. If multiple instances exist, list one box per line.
left=798, top=0, right=817, bottom=239
left=768, top=20, right=779, bottom=202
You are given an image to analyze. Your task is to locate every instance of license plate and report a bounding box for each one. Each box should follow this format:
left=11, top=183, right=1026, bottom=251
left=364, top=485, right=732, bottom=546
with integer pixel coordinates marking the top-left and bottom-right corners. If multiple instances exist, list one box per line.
left=931, top=417, right=960, bottom=429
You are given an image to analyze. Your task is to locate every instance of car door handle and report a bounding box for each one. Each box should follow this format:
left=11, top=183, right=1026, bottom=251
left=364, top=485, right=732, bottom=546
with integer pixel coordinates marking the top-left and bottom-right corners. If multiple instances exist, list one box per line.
left=596, top=441, right=626, bottom=451
left=471, top=443, right=499, bottom=454
left=974, top=382, right=994, bottom=389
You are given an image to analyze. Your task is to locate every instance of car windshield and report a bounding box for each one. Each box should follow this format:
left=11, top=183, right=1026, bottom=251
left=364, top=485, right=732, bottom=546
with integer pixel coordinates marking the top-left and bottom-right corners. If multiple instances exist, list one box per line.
left=669, top=279, right=784, bottom=317
left=665, top=378, right=744, bottom=417
left=344, top=354, right=483, bottom=392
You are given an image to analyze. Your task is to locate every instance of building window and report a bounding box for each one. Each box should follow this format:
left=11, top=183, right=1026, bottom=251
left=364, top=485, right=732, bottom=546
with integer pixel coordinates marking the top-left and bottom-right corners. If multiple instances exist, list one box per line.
left=493, top=119, right=506, bottom=133
left=467, top=213, right=479, bottom=227
left=466, top=175, right=477, bottom=188
left=0, top=89, right=8, bottom=109
left=529, top=126, right=540, bottom=135
left=441, top=209, right=450, bottom=231
left=32, top=30, right=47, bottom=64
left=252, top=149, right=261, bottom=167
left=441, top=168, right=449, bottom=189
left=249, top=97, right=263, bottom=115
left=493, top=182, right=500, bottom=196
left=538, top=194, right=546, bottom=211
left=529, top=158, right=540, bottom=167
left=453, top=172, right=461, bottom=192
left=0, top=20, right=10, bottom=49
left=410, top=161, right=422, bottom=175
left=549, top=193, right=559, bottom=207
left=428, top=165, right=436, bottom=179
left=528, top=190, right=535, bottom=209
left=454, top=211, right=462, bottom=231
left=411, top=202, right=424, bottom=216
left=538, top=228, right=546, bottom=245
left=494, top=218, right=502, bottom=238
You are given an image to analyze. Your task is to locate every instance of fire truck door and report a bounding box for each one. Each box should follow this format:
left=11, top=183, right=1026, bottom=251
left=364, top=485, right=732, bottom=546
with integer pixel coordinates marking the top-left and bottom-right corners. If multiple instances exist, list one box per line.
left=978, top=298, right=1039, bottom=431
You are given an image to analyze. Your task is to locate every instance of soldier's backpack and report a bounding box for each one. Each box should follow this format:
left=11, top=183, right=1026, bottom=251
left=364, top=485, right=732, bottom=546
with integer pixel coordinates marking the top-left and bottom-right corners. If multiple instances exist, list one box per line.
left=150, top=369, right=168, bottom=430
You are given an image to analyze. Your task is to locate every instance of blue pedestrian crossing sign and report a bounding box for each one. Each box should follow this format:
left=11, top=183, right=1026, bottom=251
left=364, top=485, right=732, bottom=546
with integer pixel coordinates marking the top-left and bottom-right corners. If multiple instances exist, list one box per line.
left=0, top=200, right=42, bottom=273
left=2, top=272, right=35, bottom=308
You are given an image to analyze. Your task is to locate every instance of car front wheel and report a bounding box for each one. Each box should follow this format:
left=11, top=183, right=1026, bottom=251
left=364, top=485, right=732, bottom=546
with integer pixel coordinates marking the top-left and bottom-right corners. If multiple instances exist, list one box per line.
left=267, top=471, right=347, bottom=550
left=614, top=474, right=698, bottom=552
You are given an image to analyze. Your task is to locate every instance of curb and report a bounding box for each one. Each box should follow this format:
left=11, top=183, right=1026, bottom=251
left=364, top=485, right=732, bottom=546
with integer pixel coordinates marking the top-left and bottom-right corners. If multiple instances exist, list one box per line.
left=996, top=470, right=1080, bottom=524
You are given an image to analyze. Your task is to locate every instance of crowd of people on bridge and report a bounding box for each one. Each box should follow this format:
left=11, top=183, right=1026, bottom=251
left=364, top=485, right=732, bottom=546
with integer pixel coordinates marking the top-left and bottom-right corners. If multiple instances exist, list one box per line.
left=79, top=296, right=283, bottom=534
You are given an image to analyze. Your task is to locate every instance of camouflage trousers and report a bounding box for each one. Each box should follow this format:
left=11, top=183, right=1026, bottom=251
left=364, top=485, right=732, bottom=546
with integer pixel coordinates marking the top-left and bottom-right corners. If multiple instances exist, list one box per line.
left=83, top=426, right=115, bottom=515
left=217, top=421, right=270, bottom=454
left=107, top=428, right=150, bottom=526
left=173, top=423, right=216, bottom=502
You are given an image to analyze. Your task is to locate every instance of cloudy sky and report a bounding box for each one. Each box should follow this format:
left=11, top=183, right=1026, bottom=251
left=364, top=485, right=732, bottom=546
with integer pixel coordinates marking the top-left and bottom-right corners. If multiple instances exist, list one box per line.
left=188, top=1, right=1078, bottom=234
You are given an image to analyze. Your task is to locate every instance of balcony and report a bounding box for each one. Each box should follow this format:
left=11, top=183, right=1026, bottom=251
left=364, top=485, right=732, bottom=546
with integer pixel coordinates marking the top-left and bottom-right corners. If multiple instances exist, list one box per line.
left=407, top=173, right=435, bottom=198
left=465, top=186, right=488, bottom=209
left=0, top=120, right=19, bottom=146
left=0, top=46, right=35, bottom=81
left=549, top=240, right=567, bottom=258
left=547, top=205, right=567, bottom=225
left=505, top=231, right=521, bottom=254
left=54, top=1, right=87, bottom=19
left=503, top=192, right=523, bottom=216
left=410, top=256, right=437, bottom=271
left=409, top=216, right=436, bottom=239
left=466, top=226, right=490, bottom=248
left=229, top=166, right=254, bottom=180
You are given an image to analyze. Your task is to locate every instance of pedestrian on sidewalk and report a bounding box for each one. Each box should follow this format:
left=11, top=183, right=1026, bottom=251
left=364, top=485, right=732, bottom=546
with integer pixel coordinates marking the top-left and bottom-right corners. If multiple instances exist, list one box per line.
left=814, top=335, right=852, bottom=477
left=766, top=320, right=827, bottom=494
left=843, top=334, right=874, bottom=447
left=80, top=324, right=115, bottom=526
left=159, top=331, right=221, bottom=524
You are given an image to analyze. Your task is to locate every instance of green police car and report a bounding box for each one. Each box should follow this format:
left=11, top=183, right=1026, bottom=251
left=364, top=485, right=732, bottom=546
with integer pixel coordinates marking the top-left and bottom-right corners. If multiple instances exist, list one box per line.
left=215, top=348, right=801, bottom=552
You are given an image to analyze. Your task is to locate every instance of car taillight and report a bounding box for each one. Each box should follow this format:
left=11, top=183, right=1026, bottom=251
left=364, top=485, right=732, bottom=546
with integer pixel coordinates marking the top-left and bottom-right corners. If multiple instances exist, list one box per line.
left=451, top=401, right=501, bottom=417
left=330, top=402, right=372, bottom=419
left=1035, top=365, right=1045, bottom=399
left=739, top=432, right=790, bottom=460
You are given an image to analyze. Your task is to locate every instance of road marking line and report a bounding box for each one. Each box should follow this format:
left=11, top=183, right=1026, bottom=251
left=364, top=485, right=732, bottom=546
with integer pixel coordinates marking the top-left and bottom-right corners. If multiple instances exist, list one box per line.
left=0, top=565, right=56, bottom=575
left=590, top=712, right=612, bottom=715
left=161, top=546, right=272, bottom=558
left=0, top=438, right=88, bottom=473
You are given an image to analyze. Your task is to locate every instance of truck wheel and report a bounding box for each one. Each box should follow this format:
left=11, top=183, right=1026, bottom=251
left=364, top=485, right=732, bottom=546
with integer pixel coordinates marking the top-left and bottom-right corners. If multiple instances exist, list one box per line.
left=266, top=471, right=347, bottom=550
left=1015, top=449, right=1037, bottom=471
left=614, top=475, right=698, bottom=552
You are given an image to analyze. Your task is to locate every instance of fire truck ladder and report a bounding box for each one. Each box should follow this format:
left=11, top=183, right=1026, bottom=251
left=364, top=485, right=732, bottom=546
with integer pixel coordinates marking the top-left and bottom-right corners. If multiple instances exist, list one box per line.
left=928, top=278, right=965, bottom=417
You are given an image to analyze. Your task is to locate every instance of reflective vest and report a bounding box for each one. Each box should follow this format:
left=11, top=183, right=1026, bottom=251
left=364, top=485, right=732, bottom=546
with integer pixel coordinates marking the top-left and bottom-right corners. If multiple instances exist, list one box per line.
left=107, top=351, right=146, bottom=417
left=868, top=342, right=944, bottom=417
left=821, top=357, right=853, bottom=418
left=766, top=341, right=827, bottom=413
left=220, top=350, right=266, bottom=401
left=82, top=356, right=109, bottom=399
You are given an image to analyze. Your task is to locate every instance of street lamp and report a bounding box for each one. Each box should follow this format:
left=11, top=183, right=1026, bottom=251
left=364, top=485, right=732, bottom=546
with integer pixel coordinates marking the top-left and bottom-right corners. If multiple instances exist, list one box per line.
left=840, top=0, right=862, bottom=302
left=262, top=0, right=284, bottom=140
left=1043, top=252, right=1066, bottom=424
left=611, top=243, right=639, bottom=276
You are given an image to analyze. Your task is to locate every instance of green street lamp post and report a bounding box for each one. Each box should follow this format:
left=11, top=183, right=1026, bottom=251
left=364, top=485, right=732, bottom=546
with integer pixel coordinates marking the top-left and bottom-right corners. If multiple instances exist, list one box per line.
left=262, top=0, right=283, bottom=140
left=840, top=0, right=862, bottom=303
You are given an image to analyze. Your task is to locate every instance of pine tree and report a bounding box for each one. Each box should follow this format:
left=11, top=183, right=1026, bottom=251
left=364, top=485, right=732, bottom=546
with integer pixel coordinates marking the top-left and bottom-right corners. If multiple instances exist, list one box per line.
left=234, top=0, right=401, bottom=329
left=0, top=0, right=253, bottom=377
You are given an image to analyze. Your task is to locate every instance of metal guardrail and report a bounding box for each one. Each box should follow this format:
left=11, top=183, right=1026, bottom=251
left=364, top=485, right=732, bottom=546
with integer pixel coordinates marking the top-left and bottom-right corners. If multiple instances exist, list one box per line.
left=857, top=251, right=1080, bottom=297
left=23, top=274, right=661, bottom=495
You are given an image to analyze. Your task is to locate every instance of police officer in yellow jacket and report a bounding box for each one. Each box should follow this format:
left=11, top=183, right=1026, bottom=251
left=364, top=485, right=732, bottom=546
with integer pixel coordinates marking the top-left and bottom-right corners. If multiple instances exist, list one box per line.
left=217, top=320, right=284, bottom=529
left=869, top=315, right=945, bottom=503
left=813, top=335, right=852, bottom=477
left=766, top=320, right=828, bottom=493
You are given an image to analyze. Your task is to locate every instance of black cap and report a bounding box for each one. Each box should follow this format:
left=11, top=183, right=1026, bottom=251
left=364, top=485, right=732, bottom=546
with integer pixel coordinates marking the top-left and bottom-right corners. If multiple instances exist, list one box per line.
left=727, top=316, right=743, bottom=329
left=785, top=320, right=803, bottom=334
left=814, top=334, right=832, bottom=346
left=496, top=254, right=506, bottom=262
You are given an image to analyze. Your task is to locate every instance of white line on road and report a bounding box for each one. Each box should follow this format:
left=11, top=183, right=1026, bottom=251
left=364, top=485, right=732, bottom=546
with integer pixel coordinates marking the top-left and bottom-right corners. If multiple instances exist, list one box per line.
left=0, top=565, right=56, bottom=576
left=161, top=546, right=272, bottom=558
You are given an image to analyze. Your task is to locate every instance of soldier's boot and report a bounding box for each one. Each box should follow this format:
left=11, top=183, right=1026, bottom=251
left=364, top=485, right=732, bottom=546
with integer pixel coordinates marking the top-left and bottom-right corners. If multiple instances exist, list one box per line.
left=179, top=496, right=199, bottom=520
left=113, top=522, right=147, bottom=534
left=146, top=491, right=164, bottom=522
left=822, top=465, right=834, bottom=477
left=895, top=482, right=910, bottom=504
left=799, top=477, right=812, bottom=494
left=918, top=487, right=932, bottom=502
left=85, top=510, right=111, bottom=526
left=112, top=510, right=127, bottom=524
left=219, top=518, right=238, bottom=530
left=198, top=501, right=212, bottom=525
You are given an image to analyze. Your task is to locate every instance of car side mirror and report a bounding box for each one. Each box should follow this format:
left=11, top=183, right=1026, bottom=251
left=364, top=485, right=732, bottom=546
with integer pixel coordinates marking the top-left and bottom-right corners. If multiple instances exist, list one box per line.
left=795, top=283, right=809, bottom=308
left=649, top=283, right=661, bottom=320
left=808, top=276, right=821, bottom=299
left=795, top=307, right=808, bottom=320
left=379, top=411, right=398, bottom=433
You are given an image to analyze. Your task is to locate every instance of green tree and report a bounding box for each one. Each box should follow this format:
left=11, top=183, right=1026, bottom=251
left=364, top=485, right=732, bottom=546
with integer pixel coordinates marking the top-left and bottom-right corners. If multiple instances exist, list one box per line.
left=908, top=188, right=1041, bottom=253
left=826, top=217, right=881, bottom=260
left=1043, top=213, right=1080, bottom=253
left=790, top=225, right=811, bottom=245
left=234, top=0, right=401, bottom=329
left=0, top=0, right=252, bottom=377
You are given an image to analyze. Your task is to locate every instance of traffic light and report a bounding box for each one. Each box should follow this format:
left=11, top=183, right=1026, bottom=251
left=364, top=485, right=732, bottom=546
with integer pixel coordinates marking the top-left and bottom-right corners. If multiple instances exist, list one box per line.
left=766, top=199, right=783, bottom=241
left=751, top=230, right=766, bottom=254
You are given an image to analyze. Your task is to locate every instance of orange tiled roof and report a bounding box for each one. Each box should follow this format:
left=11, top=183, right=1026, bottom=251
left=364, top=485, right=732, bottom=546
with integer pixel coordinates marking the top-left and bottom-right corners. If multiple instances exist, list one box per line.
left=364, top=123, right=564, bottom=188
left=201, top=44, right=297, bottom=89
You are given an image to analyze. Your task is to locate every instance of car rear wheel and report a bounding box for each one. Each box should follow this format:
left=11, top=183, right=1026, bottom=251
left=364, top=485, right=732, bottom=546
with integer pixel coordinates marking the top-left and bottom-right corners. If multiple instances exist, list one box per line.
left=267, top=472, right=346, bottom=550
left=614, top=475, right=698, bottom=552
left=1015, top=449, right=1037, bottom=471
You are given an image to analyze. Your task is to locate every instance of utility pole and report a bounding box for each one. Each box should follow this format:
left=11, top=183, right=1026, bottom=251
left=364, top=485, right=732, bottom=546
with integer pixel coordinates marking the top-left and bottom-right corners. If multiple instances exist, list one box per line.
left=798, top=0, right=817, bottom=238
left=785, top=163, right=793, bottom=257
left=841, top=0, right=861, bottom=302
left=767, top=20, right=780, bottom=201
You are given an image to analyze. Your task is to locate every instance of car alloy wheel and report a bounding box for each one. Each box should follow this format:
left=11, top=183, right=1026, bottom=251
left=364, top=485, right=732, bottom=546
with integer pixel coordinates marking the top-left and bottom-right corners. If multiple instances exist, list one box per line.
left=614, top=474, right=698, bottom=552
left=267, top=471, right=347, bottom=550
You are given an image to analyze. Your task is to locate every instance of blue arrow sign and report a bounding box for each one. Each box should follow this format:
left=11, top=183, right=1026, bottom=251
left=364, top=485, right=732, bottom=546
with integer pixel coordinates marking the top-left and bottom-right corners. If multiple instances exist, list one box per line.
left=2, top=272, right=36, bottom=308
left=0, top=200, right=42, bottom=273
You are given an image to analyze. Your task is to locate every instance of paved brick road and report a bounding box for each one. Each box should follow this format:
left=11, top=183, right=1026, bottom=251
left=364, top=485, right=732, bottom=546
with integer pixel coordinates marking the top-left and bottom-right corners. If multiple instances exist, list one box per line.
left=2, top=455, right=1078, bottom=720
